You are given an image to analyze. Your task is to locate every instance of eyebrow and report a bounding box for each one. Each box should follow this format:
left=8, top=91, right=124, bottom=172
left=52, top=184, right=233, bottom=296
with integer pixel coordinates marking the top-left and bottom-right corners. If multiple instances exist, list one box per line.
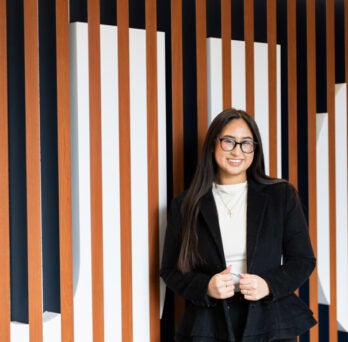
left=221, top=134, right=254, bottom=140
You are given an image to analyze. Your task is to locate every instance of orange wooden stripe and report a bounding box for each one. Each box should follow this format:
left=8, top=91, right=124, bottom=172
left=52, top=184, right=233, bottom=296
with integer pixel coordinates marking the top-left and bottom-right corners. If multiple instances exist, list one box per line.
left=0, top=0, right=11, bottom=339
left=87, top=0, right=105, bottom=340
left=221, top=0, right=231, bottom=109
left=146, top=0, right=161, bottom=340
left=117, top=0, right=134, bottom=340
left=306, top=1, right=319, bottom=340
left=171, top=0, right=186, bottom=324
left=244, top=0, right=254, bottom=116
left=326, top=0, right=337, bottom=341
left=267, top=0, right=277, bottom=178
left=55, top=0, right=74, bottom=340
left=287, top=0, right=298, bottom=188
left=23, top=0, right=43, bottom=340
left=171, top=0, right=184, bottom=196
left=196, top=0, right=208, bottom=155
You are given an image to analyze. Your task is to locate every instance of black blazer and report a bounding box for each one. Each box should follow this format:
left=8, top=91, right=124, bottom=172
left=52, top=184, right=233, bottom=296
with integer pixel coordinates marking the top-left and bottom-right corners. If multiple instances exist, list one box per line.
left=160, top=180, right=317, bottom=341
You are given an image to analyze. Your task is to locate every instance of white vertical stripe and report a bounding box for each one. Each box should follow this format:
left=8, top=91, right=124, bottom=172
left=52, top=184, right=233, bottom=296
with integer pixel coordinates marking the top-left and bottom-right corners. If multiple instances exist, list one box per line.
left=316, top=113, right=330, bottom=305
left=254, top=42, right=269, bottom=175
left=335, top=84, right=348, bottom=332
left=43, top=313, right=61, bottom=341
left=276, top=45, right=282, bottom=178
left=157, top=32, right=167, bottom=318
left=231, top=40, right=246, bottom=110
left=70, top=22, right=93, bottom=341
left=100, top=25, right=122, bottom=342
left=207, top=38, right=222, bottom=120
left=10, top=322, right=29, bottom=342
left=129, top=29, right=150, bottom=342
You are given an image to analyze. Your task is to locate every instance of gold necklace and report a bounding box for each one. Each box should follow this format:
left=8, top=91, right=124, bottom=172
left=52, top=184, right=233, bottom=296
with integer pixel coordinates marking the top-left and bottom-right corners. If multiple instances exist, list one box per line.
left=215, top=188, right=234, bottom=217
left=215, top=185, right=246, bottom=218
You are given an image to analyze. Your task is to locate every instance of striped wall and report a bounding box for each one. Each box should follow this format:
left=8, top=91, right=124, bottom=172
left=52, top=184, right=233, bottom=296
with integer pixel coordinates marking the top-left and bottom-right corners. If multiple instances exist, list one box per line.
left=1, top=1, right=348, bottom=341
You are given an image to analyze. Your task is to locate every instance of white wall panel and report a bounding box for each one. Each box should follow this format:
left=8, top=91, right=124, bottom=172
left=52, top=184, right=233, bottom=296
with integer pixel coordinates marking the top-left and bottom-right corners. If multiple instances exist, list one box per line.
left=70, top=22, right=93, bottom=342
left=335, top=84, right=348, bottom=332
left=157, top=32, right=167, bottom=318
left=10, top=323, right=29, bottom=342
left=129, top=28, right=150, bottom=342
left=100, top=25, right=122, bottom=342
left=316, top=113, right=330, bottom=305
left=254, top=42, right=269, bottom=175
left=207, top=39, right=222, bottom=122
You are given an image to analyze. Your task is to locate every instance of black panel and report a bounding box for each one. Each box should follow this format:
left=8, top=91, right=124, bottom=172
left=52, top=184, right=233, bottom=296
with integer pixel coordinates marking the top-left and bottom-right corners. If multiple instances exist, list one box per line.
left=39, top=0, right=61, bottom=313
left=335, top=0, right=345, bottom=83
left=70, top=0, right=87, bottom=23
left=316, top=0, right=327, bottom=113
left=7, top=0, right=29, bottom=324
left=183, top=0, right=197, bottom=188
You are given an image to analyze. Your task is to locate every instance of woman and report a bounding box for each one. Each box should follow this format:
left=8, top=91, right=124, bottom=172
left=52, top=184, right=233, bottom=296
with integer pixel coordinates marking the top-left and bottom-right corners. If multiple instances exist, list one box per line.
left=160, top=108, right=316, bottom=341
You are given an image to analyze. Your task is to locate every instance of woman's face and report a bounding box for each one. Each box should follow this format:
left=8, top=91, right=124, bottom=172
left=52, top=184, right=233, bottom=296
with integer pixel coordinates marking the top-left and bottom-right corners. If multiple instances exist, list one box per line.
left=214, top=118, right=255, bottom=184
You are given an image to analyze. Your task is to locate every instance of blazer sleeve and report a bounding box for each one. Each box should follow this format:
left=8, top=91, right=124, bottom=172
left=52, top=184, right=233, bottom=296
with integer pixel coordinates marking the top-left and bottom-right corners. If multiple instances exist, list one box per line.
left=258, top=183, right=316, bottom=301
left=160, top=197, right=217, bottom=307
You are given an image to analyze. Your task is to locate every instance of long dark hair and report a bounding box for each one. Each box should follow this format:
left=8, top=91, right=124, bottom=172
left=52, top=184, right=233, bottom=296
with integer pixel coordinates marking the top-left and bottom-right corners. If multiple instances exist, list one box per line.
left=177, top=108, right=282, bottom=273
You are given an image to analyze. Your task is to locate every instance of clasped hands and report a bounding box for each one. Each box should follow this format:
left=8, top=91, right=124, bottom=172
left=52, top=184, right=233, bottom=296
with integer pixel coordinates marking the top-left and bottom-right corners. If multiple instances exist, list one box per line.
left=207, top=265, right=270, bottom=301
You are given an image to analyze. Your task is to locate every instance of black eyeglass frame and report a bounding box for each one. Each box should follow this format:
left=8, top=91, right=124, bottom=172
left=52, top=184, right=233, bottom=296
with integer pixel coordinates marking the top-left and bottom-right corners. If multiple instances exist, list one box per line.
left=218, top=137, right=257, bottom=154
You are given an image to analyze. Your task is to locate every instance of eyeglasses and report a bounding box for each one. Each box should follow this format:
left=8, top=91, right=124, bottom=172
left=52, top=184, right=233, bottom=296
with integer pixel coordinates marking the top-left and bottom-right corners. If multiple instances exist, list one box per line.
left=218, top=137, right=257, bottom=154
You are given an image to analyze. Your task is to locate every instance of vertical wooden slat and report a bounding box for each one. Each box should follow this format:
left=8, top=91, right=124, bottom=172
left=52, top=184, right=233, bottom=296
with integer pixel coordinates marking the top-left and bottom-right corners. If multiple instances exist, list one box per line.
left=171, top=0, right=185, bottom=324
left=196, top=0, right=208, bottom=154
left=287, top=0, right=298, bottom=188
left=87, top=0, right=105, bottom=340
left=171, top=0, right=184, bottom=196
left=267, top=0, right=277, bottom=178
left=0, top=0, right=11, bottom=339
left=56, top=0, right=74, bottom=340
left=306, top=1, right=319, bottom=340
left=146, top=0, right=160, bottom=340
left=221, top=0, right=231, bottom=109
left=326, top=0, right=337, bottom=341
left=23, top=0, right=43, bottom=340
left=244, top=0, right=254, bottom=116
left=117, top=0, right=133, bottom=340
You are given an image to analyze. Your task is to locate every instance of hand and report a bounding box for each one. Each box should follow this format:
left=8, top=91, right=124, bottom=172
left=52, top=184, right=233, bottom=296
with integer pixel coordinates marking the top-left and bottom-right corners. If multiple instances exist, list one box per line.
left=207, top=266, right=235, bottom=299
left=239, top=273, right=270, bottom=301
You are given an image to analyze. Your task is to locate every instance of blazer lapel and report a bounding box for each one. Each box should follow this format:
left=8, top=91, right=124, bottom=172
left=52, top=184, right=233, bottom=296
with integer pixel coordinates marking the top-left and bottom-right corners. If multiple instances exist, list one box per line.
left=199, top=190, right=226, bottom=264
left=246, top=181, right=269, bottom=272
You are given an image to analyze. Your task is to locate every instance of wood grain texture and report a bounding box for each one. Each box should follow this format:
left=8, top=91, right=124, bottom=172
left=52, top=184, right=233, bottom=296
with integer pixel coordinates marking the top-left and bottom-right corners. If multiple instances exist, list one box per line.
left=146, top=0, right=161, bottom=340
left=117, top=0, right=134, bottom=340
left=326, top=0, right=337, bottom=341
left=23, top=0, right=43, bottom=340
left=221, top=0, right=231, bottom=109
left=267, top=0, right=277, bottom=178
left=171, top=0, right=186, bottom=324
left=0, top=0, right=11, bottom=339
left=87, top=0, right=105, bottom=340
left=196, top=0, right=208, bottom=155
left=244, top=0, right=254, bottom=116
left=171, top=0, right=184, bottom=196
left=306, top=1, right=319, bottom=340
left=287, top=0, right=298, bottom=188
left=55, top=0, right=74, bottom=340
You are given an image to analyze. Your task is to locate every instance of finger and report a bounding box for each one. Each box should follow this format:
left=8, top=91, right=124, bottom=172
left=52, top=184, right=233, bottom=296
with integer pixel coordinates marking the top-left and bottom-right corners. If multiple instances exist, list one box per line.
left=221, top=265, right=232, bottom=274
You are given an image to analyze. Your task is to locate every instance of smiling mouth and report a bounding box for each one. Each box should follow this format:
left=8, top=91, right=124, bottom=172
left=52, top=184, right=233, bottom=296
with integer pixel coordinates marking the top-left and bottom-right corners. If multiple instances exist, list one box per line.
left=227, top=158, right=243, bottom=165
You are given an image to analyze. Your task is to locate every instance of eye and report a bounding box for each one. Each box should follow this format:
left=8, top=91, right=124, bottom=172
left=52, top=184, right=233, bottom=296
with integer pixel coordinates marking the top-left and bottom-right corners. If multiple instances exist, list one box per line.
left=221, top=137, right=235, bottom=144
